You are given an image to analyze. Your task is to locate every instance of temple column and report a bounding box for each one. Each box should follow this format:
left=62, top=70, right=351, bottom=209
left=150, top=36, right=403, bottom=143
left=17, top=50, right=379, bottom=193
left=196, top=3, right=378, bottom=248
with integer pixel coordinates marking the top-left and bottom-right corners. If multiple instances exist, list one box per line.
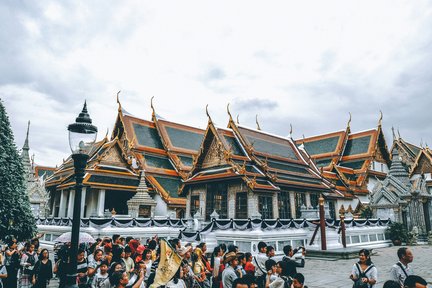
left=228, top=189, right=236, bottom=219
left=58, top=190, right=67, bottom=217
left=50, top=192, right=57, bottom=217
left=305, top=192, right=311, bottom=208
left=289, top=192, right=296, bottom=219
left=186, top=188, right=191, bottom=218
left=97, top=189, right=106, bottom=217
left=200, top=187, right=206, bottom=218
left=81, top=187, right=87, bottom=218
left=272, top=193, right=279, bottom=219
left=67, top=190, right=75, bottom=218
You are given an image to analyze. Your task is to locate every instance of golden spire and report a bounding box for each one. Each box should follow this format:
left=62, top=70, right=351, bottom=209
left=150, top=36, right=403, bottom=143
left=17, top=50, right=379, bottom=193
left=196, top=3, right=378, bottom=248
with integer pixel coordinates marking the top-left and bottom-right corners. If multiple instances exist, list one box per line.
left=236, top=114, right=240, bottom=124
left=105, top=128, right=109, bottom=140
left=347, top=112, right=352, bottom=130
left=378, top=110, right=383, bottom=127
left=227, top=103, right=233, bottom=123
left=289, top=123, right=293, bottom=138
left=151, top=96, right=156, bottom=119
left=392, top=126, right=396, bottom=140
left=256, top=115, right=261, bottom=130
left=206, top=104, right=213, bottom=123
left=116, top=91, right=122, bottom=112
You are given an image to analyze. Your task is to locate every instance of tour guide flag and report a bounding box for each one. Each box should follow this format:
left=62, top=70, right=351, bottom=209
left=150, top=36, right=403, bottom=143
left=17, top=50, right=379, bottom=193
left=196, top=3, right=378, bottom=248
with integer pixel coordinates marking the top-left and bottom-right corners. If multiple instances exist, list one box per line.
left=150, top=239, right=182, bottom=287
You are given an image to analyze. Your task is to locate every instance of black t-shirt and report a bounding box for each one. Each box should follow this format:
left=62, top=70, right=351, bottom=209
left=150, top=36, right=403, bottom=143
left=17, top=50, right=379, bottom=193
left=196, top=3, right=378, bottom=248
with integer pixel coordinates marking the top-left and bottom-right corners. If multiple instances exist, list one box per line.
left=112, top=244, right=123, bottom=263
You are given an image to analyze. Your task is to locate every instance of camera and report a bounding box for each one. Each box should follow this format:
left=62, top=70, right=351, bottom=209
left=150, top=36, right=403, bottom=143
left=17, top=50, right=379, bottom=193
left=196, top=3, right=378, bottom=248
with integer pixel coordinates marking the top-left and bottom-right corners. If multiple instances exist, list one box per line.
left=293, top=246, right=305, bottom=254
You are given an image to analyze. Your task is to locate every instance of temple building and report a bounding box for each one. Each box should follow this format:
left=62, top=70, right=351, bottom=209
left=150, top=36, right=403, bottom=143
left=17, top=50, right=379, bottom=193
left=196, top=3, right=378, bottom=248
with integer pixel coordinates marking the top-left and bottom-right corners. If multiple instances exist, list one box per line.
left=182, top=107, right=344, bottom=221
left=295, top=114, right=391, bottom=215
left=45, top=98, right=205, bottom=219
left=20, top=122, right=55, bottom=217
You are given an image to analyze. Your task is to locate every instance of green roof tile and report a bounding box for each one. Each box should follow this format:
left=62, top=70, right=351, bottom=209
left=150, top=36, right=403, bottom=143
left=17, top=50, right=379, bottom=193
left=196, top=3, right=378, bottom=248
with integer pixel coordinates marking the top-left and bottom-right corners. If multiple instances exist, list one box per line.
left=340, top=160, right=365, bottom=170
left=165, top=126, right=203, bottom=151
left=153, top=176, right=182, bottom=198
left=343, top=135, right=371, bottom=156
left=133, top=123, right=164, bottom=149
left=303, top=136, right=340, bottom=156
left=88, top=175, right=139, bottom=187
left=178, top=155, right=193, bottom=167
left=245, top=135, right=297, bottom=159
left=144, top=154, right=175, bottom=170
left=223, top=135, right=245, bottom=156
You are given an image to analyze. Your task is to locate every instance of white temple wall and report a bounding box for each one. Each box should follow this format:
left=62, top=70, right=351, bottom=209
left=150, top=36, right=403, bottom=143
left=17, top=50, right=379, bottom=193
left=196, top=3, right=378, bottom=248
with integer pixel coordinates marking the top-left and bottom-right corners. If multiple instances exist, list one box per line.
left=154, top=194, right=169, bottom=216
left=247, top=190, right=258, bottom=218
left=272, top=193, right=279, bottom=219
left=367, top=177, right=379, bottom=195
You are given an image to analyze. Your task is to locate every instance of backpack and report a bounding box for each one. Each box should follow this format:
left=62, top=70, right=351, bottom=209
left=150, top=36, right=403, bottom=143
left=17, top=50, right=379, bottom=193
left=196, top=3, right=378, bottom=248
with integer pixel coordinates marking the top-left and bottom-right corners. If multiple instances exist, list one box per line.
left=352, top=263, right=374, bottom=288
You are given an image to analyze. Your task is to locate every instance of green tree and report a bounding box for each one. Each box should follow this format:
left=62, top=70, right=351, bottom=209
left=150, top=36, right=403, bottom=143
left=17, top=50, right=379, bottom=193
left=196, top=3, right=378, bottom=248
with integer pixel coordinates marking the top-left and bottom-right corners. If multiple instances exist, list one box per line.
left=0, top=99, right=36, bottom=240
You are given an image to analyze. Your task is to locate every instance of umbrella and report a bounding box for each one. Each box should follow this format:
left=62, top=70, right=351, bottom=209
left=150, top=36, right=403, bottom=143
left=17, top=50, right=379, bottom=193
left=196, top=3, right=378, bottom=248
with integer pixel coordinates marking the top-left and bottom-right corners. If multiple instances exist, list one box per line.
left=54, top=232, right=95, bottom=243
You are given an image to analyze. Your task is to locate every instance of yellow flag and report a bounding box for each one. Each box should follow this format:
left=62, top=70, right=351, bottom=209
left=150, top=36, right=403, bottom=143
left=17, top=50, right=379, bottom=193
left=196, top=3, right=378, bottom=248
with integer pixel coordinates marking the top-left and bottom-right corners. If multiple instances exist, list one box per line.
left=150, top=239, right=182, bottom=288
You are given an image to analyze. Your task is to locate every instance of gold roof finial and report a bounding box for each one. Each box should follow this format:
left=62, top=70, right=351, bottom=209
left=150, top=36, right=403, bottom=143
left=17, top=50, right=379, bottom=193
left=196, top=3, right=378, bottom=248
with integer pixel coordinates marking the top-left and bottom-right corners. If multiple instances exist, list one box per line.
left=397, top=128, right=401, bottom=139
left=206, top=104, right=213, bottom=123
left=151, top=96, right=156, bottom=119
left=256, top=115, right=261, bottom=130
left=391, top=126, right=396, bottom=140
left=236, top=114, right=240, bottom=124
left=105, top=128, right=109, bottom=139
left=227, top=103, right=233, bottom=122
left=116, top=91, right=122, bottom=112
left=289, top=124, right=293, bottom=137
left=347, top=112, right=352, bottom=129
left=378, top=110, right=383, bottom=126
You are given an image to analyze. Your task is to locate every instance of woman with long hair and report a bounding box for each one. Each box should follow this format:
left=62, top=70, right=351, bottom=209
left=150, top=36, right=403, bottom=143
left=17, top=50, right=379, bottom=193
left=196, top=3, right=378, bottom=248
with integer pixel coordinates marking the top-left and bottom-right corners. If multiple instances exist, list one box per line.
left=210, top=246, right=223, bottom=288
left=350, top=249, right=377, bottom=288
left=4, top=239, right=20, bottom=288
left=32, top=249, right=53, bottom=288
left=19, top=242, right=37, bottom=288
left=192, top=249, right=210, bottom=288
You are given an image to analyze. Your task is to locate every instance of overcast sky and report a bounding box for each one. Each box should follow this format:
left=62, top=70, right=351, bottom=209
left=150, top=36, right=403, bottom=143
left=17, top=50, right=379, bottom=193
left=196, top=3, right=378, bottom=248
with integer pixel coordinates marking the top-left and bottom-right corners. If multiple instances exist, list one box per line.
left=2, top=1, right=432, bottom=167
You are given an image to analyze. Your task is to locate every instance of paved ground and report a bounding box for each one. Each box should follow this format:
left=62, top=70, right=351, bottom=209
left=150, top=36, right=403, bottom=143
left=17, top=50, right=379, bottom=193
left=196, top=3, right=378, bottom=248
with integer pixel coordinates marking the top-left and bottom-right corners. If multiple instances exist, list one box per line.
left=301, top=245, right=432, bottom=288
left=48, top=245, right=432, bottom=287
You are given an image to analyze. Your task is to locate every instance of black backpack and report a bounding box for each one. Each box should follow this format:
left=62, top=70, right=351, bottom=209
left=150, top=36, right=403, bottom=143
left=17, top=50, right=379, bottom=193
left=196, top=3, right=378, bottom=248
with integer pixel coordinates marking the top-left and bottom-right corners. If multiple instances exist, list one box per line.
left=352, top=263, right=374, bottom=288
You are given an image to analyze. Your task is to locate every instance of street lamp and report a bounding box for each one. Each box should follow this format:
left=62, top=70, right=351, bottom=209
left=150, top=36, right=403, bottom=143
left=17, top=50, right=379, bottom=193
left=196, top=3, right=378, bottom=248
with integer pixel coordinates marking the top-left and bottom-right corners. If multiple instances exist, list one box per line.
left=66, top=101, right=97, bottom=287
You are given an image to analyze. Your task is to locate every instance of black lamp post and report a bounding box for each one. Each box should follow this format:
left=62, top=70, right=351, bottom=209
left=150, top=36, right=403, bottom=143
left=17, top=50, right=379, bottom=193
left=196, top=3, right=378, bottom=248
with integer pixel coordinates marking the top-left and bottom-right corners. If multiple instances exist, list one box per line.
left=66, top=101, right=97, bottom=287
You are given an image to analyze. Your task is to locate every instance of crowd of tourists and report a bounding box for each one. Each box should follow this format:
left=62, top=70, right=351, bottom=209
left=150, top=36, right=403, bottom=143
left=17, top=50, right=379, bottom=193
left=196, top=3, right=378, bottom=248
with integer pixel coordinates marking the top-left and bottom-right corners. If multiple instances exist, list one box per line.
left=0, top=233, right=429, bottom=288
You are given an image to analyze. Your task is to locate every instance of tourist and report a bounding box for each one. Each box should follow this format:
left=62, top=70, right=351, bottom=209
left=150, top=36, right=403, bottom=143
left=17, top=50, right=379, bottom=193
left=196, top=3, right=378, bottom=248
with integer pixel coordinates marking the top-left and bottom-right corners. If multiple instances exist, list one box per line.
left=266, top=246, right=275, bottom=258
left=236, top=253, right=247, bottom=278
left=19, top=242, right=37, bottom=288
left=210, top=245, right=223, bottom=288
left=383, top=280, right=402, bottom=288
left=192, top=249, right=210, bottom=288
left=181, top=259, right=197, bottom=288
left=122, top=246, right=135, bottom=278
left=127, top=261, right=146, bottom=288
left=147, top=239, right=158, bottom=261
left=403, top=275, right=427, bottom=288
left=103, top=262, right=125, bottom=287
left=222, top=252, right=239, bottom=288
left=265, top=261, right=290, bottom=288
left=112, top=234, right=123, bottom=263
left=76, top=248, right=89, bottom=288
left=4, top=238, right=20, bottom=288
left=91, top=260, right=109, bottom=288
left=264, top=259, right=278, bottom=286
left=0, top=254, right=7, bottom=288
left=254, top=241, right=268, bottom=287
left=350, top=249, right=377, bottom=288
left=142, top=249, right=153, bottom=284
left=242, top=274, right=258, bottom=288
left=110, top=270, right=144, bottom=288
left=133, top=245, right=145, bottom=264
left=146, top=247, right=160, bottom=287
left=31, top=249, right=53, bottom=288
left=282, top=245, right=305, bottom=278
left=244, top=252, right=255, bottom=275
left=389, top=247, right=414, bottom=287
left=198, top=242, right=212, bottom=278
left=88, top=249, right=104, bottom=285
left=291, top=273, right=308, bottom=288
left=166, top=267, right=187, bottom=288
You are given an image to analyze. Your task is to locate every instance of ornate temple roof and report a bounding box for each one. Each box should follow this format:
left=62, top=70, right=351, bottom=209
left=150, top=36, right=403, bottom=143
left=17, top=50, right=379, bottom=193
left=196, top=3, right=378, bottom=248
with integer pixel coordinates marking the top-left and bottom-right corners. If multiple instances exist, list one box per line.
left=295, top=115, right=391, bottom=195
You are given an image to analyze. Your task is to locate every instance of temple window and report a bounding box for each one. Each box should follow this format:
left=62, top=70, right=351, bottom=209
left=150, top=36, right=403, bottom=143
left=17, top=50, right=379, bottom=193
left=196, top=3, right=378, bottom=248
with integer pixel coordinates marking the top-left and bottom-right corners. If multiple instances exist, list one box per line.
left=310, top=193, right=319, bottom=208
left=190, top=195, right=200, bottom=216
left=295, top=193, right=307, bottom=218
left=278, top=192, right=291, bottom=219
left=235, top=192, right=248, bottom=219
left=258, top=195, right=273, bottom=219
left=206, top=183, right=228, bottom=220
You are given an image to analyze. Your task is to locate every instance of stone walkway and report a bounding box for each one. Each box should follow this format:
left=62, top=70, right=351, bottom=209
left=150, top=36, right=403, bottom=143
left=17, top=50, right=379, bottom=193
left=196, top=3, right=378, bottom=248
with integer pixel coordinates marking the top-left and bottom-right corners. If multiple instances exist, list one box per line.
left=48, top=245, right=432, bottom=287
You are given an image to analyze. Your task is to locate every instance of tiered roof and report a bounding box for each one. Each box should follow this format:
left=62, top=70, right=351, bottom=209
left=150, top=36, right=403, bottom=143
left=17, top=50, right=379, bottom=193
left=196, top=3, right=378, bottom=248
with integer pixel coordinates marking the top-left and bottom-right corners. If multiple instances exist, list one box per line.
left=295, top=115, right=391, bottom=195
left=185, top=106, right=340, bottom=198
left=46, top=138, right=139, bottom=192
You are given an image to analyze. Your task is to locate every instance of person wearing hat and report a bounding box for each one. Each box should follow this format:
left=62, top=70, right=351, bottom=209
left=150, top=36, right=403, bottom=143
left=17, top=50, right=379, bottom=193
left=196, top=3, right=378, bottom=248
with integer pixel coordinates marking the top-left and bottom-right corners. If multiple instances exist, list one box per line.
left=222, top=252, right=239, bottom=288
left=133, top=245, right=145, bottom=264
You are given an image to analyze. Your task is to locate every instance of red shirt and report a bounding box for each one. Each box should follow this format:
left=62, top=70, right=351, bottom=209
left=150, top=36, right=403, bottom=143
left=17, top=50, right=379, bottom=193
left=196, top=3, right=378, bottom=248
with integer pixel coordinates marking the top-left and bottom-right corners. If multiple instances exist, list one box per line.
left=245, top=261, right=255, bottom=274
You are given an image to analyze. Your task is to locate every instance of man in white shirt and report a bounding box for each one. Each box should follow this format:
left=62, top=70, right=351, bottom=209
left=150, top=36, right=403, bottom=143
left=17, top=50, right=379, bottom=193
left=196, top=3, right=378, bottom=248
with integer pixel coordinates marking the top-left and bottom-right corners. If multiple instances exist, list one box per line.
left=254, top=241, right=268, bottom=288
left=222, top=252, right=239, bottom=288
left=389, top=247, right=413, bottom=287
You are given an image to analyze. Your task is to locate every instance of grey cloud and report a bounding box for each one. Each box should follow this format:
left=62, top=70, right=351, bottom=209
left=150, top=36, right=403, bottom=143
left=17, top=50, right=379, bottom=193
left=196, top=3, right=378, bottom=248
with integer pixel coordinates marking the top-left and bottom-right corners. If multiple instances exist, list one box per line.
left=234, top=98, right=278, bottom=112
